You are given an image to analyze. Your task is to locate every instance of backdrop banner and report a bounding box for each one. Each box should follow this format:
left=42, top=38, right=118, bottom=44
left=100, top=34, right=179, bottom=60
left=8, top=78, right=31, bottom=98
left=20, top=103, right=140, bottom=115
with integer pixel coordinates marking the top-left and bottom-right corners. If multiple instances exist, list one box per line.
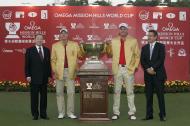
left=0, top=6, right=189, bottom=83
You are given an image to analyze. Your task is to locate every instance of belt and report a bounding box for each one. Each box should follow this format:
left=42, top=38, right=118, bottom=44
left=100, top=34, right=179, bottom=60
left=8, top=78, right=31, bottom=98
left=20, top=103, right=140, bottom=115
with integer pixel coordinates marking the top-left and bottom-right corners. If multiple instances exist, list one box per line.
left=119, top=64, right=126, bottom=67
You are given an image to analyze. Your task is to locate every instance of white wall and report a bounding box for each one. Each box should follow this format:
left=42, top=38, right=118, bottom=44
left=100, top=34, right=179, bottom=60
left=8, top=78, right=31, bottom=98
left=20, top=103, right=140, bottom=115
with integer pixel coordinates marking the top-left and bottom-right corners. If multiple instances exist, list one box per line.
left=0, top=0, right=178, bottom=6
left=0, top=0, right=127, bottom=6
left=0, top=0, right=54, bottom=6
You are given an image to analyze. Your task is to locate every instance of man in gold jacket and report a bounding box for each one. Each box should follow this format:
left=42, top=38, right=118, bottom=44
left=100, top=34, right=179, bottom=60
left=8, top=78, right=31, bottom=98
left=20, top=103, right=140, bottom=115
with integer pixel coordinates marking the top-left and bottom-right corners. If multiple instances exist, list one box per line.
left=51, top=27, right=84, bottom=119
left=105, top=23, right=140, bottom=120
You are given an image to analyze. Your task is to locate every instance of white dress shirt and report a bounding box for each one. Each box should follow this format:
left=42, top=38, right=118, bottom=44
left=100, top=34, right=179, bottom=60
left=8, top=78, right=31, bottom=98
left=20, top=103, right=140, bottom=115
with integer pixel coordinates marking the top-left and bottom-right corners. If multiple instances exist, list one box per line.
left=149, top=41, right=156, bottom=60
left=35, top=45, right=44, bottom=58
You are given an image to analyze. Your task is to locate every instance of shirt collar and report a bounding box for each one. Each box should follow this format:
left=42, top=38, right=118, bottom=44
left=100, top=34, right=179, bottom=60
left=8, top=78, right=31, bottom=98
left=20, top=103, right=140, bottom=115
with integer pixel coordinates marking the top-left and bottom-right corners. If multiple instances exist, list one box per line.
left=60, top=40, right=68, bottom=46
left=120, top=38, right=126, bottom=43
left=149, top=41, right=156, bottom=47
left=35, top=45, right=43, bottom=50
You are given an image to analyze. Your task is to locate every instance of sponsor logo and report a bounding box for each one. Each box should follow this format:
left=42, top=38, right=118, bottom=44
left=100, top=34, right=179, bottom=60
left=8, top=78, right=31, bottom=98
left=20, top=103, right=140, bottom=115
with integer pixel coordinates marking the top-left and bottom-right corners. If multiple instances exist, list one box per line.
left=153, top=12, right=162, bottom=19
left=41, top=10, right=48, bottom=19
left=28, top=12, right=37, bottom=17
left=24, top=21, right=41, bottom=31
left=166, top=13, right=176, bottom=19
left=162, top=22, right=179, bottom=32
left=139, top=10, right=149, bottom=20
left=71, top=23, right=84, bottom=29
left=178, top=48, right=186, bottom=57
left=71, top=23, right=77, bottom=29
left=54, top=34, right=60, bottom=40
left=87, top=35, right=93, bottom=41
left=15, top=11, right=25, bottom=18
left=2, top=10, right=12, bottom=19
left=87, top=35, right=101, bottom=41
left=179, top=11, right=186, bottom=21
left=104, top=23, right=117, bottom=29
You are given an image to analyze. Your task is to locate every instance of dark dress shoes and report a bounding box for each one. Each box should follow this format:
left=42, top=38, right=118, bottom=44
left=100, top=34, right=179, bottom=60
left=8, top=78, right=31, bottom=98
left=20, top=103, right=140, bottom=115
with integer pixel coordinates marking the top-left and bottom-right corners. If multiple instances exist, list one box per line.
left=160, top=116, right=166, bottom=121
left=33, top=116, right=38, bottom=120
left=40, top=116, right=50, bottom=120
left=142, top=116, right=153, bottom=120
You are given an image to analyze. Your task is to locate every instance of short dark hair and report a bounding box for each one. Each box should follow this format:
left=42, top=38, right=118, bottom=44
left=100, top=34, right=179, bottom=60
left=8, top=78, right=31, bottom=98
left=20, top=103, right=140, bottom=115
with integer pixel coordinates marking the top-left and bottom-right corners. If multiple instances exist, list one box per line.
left=148, top=30, right=158, bottom=37
left=35, top=34, right=43, bottom=38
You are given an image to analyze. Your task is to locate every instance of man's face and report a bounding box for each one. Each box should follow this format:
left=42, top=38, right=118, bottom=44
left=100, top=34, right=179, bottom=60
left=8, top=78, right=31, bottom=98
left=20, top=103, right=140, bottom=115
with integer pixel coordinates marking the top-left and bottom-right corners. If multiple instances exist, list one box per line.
left=147, top=32, right=157, bottom=43
left=59, top=31, right=68, bottom=41
left=35, top=35, right=43, bottom=46
left=119, top=27, right=128, bottom=37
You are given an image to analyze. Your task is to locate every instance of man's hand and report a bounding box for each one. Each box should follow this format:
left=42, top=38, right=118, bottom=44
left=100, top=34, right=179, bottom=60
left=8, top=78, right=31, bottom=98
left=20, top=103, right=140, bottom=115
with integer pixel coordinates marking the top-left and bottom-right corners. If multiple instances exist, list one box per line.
left=48, top=77, right=51, bottom=82
left=79, top=41, right=86, bottom=56
left=26, top=77, right=31, bottom=83
left=79, top=41, right=84, bottom=46
left=146, top=68, right=156, bottom=75
left=103, top=39, right=112, bottom=57
left=105, top=39, right=111, bottom=45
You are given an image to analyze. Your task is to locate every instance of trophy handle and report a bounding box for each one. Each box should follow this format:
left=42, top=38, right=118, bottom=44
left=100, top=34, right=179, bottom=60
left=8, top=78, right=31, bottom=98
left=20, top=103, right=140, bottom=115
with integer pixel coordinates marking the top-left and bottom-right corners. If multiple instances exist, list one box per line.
left=79, top=43, right=86, bottom=56
left=101, top=43, right=107, bottom=54
left=105, top=42, right=112, bottom=57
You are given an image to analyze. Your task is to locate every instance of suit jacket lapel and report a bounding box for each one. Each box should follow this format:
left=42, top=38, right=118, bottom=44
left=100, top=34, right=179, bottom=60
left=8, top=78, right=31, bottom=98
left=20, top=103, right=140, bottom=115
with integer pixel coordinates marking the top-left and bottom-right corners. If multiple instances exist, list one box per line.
left=147, top=44, right=150, bottom=60
left=33, top=46, right=38, bottom=54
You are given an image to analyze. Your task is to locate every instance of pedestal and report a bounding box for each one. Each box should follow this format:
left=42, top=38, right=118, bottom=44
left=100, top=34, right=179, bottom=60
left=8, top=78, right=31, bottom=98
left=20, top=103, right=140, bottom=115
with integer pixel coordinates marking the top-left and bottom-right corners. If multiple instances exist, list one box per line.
left=77, top=59, right=111, bottom=121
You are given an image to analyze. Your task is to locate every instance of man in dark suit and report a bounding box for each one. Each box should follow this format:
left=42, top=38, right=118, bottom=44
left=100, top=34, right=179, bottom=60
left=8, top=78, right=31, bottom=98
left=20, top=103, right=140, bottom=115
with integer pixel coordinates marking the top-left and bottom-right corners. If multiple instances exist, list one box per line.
left=140, top=30, right=167, bottom=121
left=25, top=34, right=51, bottom=120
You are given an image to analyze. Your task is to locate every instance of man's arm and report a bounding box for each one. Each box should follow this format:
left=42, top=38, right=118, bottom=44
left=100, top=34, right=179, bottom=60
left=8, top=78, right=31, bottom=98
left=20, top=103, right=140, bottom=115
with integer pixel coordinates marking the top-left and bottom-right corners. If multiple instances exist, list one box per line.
left=77, top=43, right=85, bottom=59
left=152, top=44, right=165, bottom=71
left=102, top=42, right=113, bottom=58
left=47, top=48, right=52, bottom=78
left=133, top=40, right=140, bottom=69
left=140, top=46, right=151, bottom=70
left=51, top=45, right=57, bottom=74
left=25, top=48, right=31, bottom=82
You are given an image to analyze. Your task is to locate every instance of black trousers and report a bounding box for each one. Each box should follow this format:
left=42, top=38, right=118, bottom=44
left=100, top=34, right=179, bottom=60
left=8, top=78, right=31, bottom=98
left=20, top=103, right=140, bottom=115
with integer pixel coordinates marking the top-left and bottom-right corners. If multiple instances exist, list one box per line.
left=30, top=84, right=47, bottom=117
left=145, top=76, right=166, bottom=118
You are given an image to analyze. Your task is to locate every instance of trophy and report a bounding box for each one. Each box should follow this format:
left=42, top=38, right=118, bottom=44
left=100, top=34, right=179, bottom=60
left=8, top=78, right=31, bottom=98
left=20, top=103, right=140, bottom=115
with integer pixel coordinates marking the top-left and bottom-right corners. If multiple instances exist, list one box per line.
left=80, top=42, right=107, bottom=70
left=77, top=42, right=111, bottom=121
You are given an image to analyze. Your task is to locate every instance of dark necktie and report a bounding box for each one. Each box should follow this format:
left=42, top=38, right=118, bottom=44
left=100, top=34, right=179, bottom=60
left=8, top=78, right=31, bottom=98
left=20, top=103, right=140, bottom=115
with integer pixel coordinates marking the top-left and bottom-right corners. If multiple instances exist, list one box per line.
left=38, top=47, right=43, bottom=61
